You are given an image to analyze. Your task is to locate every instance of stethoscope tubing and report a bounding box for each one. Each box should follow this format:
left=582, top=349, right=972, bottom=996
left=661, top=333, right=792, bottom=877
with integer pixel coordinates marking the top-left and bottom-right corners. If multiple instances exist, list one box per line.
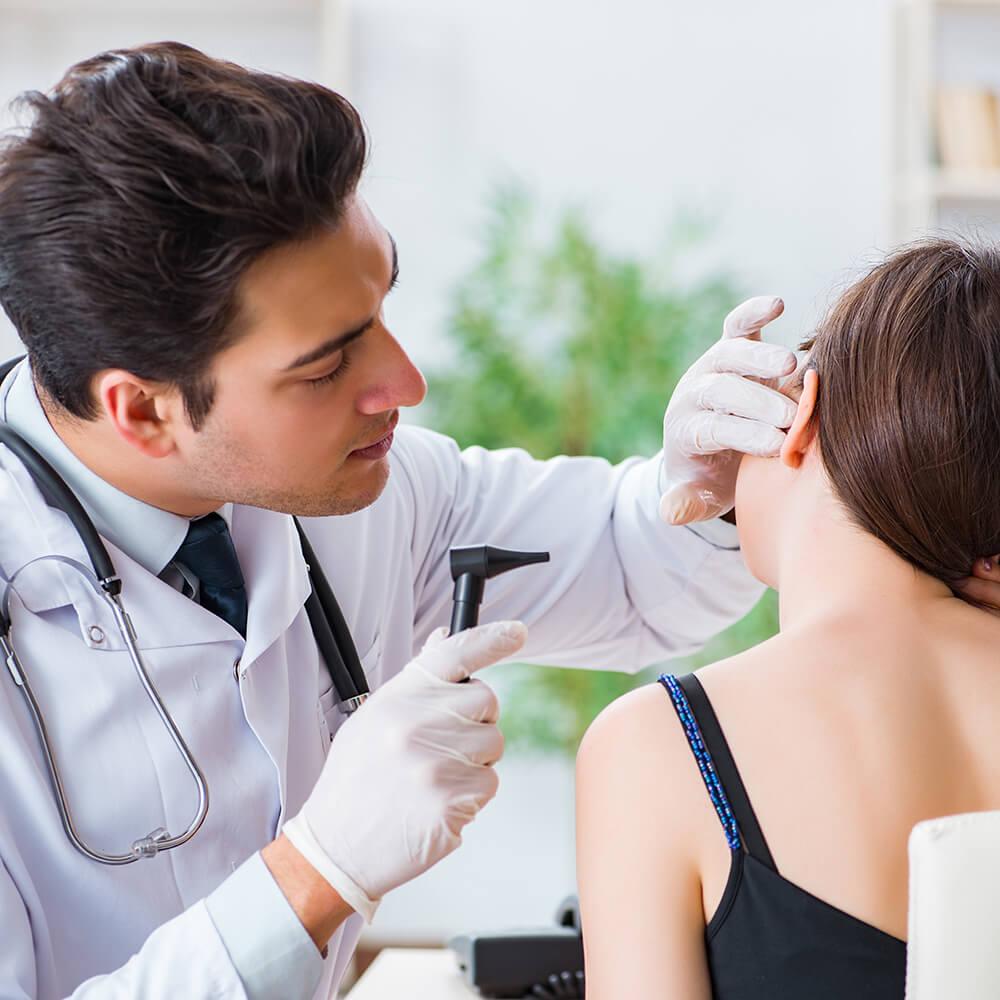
left=0, top=403, right=367, bottom=865
left=0, top=423, right=118, bottom=590
left=1, top=551, right=211, bottom=863
left=295, top=520, right=369, bottom=711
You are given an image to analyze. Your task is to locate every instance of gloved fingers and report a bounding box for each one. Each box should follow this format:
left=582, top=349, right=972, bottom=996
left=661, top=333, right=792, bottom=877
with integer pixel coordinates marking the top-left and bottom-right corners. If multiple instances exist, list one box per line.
left=455, top=676, right=500, bottom=723
left=721, top=295, right=785, bottom=340
left=694, top=372, right=798, bottom=428
left=658, top=484, right=726, bottom=526
left=703, top=333, right=798, bottom=381
left=421, top=760, right=500, bottom=833
left=421, top=625, right=451, bottom=651
left=410, top=672, right=501, bottom=723
left=418, top=620, right=527, bottom=682
left=412, top=715, right=504, bottom=767
left=446, top=720, right=505, bottom=766
left=448, top=762, right=501, bottom=815
left=678, top=410, right=786, bottom=457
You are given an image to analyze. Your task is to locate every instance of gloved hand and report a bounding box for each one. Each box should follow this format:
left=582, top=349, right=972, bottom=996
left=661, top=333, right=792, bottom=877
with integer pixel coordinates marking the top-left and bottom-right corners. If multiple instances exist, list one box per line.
left=282, top=619, right=527, bottom=922
left=659, top=296, right=800, bottom=526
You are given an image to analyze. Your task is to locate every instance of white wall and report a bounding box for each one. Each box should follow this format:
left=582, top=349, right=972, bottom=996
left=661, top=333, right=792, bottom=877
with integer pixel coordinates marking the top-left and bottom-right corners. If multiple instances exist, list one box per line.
left=1, top=0, right=906, bottom=364
left=354, top=0, right=898, bottom=367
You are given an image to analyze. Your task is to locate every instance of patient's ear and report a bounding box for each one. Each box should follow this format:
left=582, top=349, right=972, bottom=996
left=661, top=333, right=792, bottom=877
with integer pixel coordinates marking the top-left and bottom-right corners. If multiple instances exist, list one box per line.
left=780, top=368, right=819, bottom=470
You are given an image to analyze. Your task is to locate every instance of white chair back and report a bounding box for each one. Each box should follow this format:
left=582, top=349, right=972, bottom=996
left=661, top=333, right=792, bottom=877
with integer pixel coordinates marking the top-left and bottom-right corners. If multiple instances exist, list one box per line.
left=906, top=811, right=1000, bottom=998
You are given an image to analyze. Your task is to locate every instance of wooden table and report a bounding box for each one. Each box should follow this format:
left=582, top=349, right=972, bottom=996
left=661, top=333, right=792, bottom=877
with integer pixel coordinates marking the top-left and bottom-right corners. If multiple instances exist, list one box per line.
left=345, top=948, right=480, bottom=999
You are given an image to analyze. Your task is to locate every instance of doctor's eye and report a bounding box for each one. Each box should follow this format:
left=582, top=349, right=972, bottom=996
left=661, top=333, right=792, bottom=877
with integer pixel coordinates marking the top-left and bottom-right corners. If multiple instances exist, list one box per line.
left=306, top=353, right=354, bottom=388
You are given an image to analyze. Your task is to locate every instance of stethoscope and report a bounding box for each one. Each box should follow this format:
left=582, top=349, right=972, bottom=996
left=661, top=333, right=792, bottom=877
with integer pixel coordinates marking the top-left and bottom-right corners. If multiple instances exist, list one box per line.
left=0, top=356, right=369, bottom=865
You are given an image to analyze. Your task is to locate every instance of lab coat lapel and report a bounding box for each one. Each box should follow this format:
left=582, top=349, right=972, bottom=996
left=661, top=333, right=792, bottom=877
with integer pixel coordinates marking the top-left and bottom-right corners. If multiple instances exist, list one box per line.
left=231, top=506, right=311, bottom=666
left=228, top=506, right=313, bottom=815
left=103, top=539, right=240, bottom=649
left=95, top=507, right=311, bottom=655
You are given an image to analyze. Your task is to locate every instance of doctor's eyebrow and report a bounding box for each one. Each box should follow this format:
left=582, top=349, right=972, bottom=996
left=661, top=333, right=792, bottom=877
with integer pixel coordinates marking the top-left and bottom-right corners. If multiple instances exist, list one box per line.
left=282, top=233, right=399, bottom=372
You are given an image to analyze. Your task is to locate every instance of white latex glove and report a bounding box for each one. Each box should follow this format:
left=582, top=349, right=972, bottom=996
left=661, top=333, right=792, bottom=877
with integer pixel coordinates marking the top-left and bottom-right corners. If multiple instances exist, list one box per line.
left=282, top=619, right=526, bottom=922
left=659, top=296, right=799, bottom=525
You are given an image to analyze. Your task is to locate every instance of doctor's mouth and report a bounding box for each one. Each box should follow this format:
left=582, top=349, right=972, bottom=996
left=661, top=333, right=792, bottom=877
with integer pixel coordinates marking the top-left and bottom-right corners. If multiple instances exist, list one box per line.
left=348, top=410, right=399, bottom=461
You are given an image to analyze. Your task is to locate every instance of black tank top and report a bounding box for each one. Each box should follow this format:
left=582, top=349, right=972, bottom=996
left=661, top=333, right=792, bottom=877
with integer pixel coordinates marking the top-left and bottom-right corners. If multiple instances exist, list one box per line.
left=658, top=672, right=907, bottom=999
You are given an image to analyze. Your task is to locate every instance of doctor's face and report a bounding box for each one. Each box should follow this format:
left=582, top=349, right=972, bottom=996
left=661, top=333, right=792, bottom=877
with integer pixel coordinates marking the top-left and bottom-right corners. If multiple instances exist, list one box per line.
left=178, top=196, right=427, bottom=516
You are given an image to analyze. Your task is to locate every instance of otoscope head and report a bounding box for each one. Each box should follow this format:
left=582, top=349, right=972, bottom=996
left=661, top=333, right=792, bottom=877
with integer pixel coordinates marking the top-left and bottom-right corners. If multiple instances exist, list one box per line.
left=448, top=546, right=551, bottom=636
left=450, top=545, right=551, bottom=582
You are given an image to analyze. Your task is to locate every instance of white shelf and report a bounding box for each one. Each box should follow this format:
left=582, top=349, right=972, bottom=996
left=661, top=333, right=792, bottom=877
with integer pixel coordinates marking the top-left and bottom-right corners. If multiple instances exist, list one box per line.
left=934, top=0, right=1000, bottom=8
left=898, top=169, right=1000, bottom=200
left=0, top=0, right=318, bottom=10
left=891, top=0, right=1000, bottom=238
left=933, top=168, right=1000, bottom=198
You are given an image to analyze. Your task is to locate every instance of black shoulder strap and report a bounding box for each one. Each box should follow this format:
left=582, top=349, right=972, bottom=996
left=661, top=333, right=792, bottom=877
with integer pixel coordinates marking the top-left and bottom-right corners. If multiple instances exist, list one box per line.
left=676, top=673, right=777, bottom=871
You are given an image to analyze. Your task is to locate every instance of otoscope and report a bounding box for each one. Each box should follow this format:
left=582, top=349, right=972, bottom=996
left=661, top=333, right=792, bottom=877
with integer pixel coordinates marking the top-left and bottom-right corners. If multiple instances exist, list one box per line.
left=448, top=545, right=550, bottom=635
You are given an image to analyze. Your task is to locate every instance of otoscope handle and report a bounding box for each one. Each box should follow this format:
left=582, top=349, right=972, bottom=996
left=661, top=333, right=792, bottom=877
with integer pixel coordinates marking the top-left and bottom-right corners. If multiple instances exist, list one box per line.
left=449, top=574, right=485, bottom=635
left=449, top=602, right=478, bottom=635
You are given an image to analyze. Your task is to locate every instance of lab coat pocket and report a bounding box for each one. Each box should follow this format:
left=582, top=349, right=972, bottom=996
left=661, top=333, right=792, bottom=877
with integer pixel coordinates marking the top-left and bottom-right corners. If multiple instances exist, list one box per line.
left=317, top=632, right=382, bottom=748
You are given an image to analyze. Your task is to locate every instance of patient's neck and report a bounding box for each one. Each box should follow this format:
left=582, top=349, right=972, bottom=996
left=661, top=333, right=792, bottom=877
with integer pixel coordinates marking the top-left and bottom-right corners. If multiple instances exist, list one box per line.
left=772, top=492, right=956, bottom=634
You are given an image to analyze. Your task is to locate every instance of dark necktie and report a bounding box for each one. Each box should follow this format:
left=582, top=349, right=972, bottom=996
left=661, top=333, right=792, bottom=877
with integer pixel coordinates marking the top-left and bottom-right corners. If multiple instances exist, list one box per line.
left=173, top=512, right=248, bottom=638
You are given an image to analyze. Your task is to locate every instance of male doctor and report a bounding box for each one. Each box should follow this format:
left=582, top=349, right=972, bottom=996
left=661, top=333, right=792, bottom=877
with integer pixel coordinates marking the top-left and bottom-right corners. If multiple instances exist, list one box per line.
left=10, top=41, right=994, bottom=1000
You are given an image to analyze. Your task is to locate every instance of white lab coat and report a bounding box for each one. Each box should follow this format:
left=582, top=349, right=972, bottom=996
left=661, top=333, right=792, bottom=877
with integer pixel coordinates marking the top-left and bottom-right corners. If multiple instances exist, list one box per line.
left=0, top=422, right=763, bottom=999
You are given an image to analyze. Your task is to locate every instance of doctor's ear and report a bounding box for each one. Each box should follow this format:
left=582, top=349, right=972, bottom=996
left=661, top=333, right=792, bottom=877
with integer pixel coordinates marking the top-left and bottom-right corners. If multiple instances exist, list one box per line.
left=779, top=368, right=819, bottom=470
left=95, top=370, right=181, bottom=459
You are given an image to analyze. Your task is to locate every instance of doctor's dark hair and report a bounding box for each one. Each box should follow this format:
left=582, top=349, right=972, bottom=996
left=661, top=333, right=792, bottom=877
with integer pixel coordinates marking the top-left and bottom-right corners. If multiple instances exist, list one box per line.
left=794, top=238, right=1000, bottom=587
left=0, top=41, right=367, bottom=429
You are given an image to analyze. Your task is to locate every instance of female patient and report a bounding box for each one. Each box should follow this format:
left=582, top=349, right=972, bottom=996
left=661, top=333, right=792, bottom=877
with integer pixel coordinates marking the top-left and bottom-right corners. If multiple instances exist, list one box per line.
left=576, top=239, right=1000, bottom=999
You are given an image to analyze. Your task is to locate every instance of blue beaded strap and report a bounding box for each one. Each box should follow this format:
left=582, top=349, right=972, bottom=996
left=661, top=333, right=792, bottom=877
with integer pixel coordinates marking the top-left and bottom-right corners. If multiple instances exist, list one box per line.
left=658, top=673, right=742, bottom=851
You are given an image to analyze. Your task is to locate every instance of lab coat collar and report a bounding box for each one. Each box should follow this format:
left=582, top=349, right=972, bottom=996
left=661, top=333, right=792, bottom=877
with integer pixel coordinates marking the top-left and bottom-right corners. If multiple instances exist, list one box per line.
left=0, top=360, right=192, bottom=578
left=104, top=505, right=311, bottom=660
left=0, top=442, right=311, bottom=658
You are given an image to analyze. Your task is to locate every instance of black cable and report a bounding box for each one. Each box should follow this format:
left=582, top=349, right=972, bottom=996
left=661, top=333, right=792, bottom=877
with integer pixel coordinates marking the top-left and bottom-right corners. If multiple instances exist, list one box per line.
left=526, top=970, right=585, bottom=998
left=293, top=519, right=368, bottom=703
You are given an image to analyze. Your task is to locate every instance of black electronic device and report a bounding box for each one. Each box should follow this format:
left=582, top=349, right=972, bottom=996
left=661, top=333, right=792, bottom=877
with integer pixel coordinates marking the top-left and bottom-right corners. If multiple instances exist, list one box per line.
left=448, top=545, right=550, bottom=636
left=449, top=895, right=584, bottom=998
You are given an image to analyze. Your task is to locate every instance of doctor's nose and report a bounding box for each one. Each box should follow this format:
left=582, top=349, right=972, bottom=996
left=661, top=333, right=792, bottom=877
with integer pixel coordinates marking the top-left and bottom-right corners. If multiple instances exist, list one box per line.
left=357, top=327, right=427, bottom=415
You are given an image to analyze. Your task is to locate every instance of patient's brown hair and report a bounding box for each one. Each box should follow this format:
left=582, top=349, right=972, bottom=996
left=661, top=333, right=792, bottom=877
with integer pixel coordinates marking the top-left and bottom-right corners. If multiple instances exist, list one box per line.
left=799, top=239, right=1000, bottom=585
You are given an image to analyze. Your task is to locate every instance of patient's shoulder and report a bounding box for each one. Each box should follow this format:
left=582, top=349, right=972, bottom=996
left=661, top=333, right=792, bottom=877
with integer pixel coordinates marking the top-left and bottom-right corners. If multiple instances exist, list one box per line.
left=577, top=678, right=731, bottom=854
left=577, top=636, right=778, bottom=778
left=578, top=680, right=692, bottom=773
left=577, top=638, right=794, bottom=840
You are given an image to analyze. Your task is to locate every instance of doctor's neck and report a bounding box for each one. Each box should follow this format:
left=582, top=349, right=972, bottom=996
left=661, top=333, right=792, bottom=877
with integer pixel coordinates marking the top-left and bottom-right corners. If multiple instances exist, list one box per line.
left=39, top=378, right=229, bottom=520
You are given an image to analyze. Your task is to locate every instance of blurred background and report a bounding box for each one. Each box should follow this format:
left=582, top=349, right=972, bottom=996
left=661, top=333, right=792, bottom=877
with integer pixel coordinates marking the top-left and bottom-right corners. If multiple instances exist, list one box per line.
left=2, top=0, right=1000, bottom=989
